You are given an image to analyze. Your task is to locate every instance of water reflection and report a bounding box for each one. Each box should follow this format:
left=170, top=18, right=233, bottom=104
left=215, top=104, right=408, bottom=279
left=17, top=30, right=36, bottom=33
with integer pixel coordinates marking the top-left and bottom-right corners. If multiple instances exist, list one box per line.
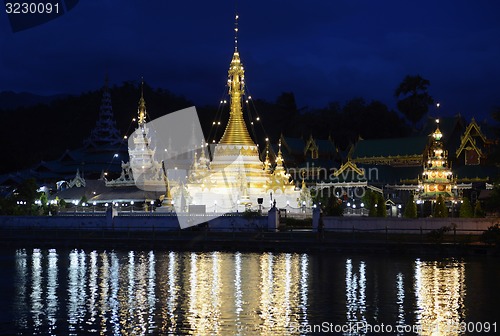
left=414, top=259, right=466, bottom=335
left=10, top=249, right=474, bottom=335
left=345, top=258, right=367, bottom=330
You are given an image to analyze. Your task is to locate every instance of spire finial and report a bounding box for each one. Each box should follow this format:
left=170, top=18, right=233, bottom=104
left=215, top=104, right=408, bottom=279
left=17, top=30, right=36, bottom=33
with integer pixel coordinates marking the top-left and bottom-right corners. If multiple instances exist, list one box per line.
left=138, top=78, right=146, bottom=125
left=234, top=13, right=239, bottom=51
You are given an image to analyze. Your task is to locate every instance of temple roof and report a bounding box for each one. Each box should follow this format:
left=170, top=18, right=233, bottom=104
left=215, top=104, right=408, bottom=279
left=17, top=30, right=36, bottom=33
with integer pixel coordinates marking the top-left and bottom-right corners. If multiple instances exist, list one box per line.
left=352, top=136, right=428, bottom=158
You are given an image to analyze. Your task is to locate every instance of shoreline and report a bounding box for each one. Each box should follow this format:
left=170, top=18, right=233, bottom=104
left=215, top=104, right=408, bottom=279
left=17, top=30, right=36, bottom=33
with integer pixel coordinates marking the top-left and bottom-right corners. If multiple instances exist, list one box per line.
left=1, top=228, right=498, bottom=256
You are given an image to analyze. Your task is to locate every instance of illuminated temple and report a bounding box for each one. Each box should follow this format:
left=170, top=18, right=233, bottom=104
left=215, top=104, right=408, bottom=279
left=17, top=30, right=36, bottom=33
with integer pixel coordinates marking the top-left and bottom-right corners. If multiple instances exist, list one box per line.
left=129, top=15, right=301, bottom=212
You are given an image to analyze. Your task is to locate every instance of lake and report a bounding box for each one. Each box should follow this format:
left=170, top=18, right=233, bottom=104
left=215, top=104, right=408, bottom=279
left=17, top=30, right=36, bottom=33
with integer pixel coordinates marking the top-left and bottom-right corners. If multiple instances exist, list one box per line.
left=0, top=248, right=498, bottom=335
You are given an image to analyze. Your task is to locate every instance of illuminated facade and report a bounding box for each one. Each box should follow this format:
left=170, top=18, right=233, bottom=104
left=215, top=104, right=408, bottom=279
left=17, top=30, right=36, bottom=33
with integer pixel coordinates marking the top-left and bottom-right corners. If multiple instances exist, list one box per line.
left=168, top=15, right=301, bottom=211
left=417, top=120, right=458, bottom=201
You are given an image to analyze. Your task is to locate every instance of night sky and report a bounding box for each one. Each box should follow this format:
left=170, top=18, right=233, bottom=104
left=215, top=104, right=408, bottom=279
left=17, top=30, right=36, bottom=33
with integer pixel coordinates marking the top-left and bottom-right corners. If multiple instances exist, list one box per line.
left=1, top=0, right=500, bottom=120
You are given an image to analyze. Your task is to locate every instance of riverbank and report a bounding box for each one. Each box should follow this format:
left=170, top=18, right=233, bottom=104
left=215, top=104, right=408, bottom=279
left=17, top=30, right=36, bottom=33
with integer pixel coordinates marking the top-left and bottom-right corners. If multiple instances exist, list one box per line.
left=1, top=227, right=498, bottom=256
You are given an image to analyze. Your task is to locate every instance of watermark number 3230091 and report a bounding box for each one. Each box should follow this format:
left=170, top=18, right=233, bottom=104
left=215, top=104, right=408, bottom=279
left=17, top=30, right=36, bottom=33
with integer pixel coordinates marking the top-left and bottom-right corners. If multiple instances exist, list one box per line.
left=5, top=2, right=60, bottom=14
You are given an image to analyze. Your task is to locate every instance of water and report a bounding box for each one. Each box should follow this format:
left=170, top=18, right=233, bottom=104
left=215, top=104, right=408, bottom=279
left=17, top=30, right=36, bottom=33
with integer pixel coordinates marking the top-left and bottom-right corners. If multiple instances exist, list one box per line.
left=0, top=248, right=499, bottom=335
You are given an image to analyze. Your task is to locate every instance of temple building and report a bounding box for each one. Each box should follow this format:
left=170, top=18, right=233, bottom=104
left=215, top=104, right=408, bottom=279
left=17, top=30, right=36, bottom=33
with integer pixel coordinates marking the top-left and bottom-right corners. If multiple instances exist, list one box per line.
left=0, top=79, right=128, bottom=188
left=128, top=14, right=302, bottom=213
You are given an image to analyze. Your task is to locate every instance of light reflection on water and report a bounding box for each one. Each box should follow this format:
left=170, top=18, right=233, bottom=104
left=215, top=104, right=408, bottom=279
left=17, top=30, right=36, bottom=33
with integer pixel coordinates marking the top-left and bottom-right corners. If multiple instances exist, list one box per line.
left=7, top=249, right=486, bottom=335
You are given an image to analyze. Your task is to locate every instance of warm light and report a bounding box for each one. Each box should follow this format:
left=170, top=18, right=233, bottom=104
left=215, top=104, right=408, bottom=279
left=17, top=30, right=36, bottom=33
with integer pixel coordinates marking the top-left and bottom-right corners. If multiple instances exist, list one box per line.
left=436, top=118, right=439, bottom=123
left=123, top=135, right=127, bottom=139
left=256, top=117, right=260, bottom=121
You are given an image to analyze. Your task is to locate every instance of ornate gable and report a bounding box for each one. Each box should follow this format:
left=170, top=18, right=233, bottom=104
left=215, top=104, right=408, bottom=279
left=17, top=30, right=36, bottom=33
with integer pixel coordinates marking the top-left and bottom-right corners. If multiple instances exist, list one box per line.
left=456, top=118, right=489, bottom=165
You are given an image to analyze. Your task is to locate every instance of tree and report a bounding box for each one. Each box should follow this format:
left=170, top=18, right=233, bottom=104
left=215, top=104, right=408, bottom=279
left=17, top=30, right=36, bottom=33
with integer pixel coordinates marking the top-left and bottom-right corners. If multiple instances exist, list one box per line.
left=312, top=187, right=343, bottom=216
left=376, top=193, right=387, bottom=217
left=403, top=194, right=417, bottom=218
left=395, top=75, right=434, bottom=128
left=362, top=189, right=377, bottom=217
left=459, top=197, right=473, bottom=218
left=433, top=195, right=448, bottom=218
left=474, top=201, right=485, bottom=218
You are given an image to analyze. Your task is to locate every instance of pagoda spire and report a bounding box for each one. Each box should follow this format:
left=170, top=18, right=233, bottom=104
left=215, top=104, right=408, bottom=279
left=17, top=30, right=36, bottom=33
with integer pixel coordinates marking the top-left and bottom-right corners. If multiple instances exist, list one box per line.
left=85, top=75, right=122, bottom=147
left=218, top=14, right=255, bottom=146
left=138, top=78, right=147, bottom=125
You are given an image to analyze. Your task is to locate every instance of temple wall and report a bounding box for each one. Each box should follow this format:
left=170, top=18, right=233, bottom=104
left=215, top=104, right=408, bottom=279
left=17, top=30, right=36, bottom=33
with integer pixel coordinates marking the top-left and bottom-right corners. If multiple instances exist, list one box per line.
left=0, top=213, right=268, bottom=231
left=320, top=216, right=500, bottom=234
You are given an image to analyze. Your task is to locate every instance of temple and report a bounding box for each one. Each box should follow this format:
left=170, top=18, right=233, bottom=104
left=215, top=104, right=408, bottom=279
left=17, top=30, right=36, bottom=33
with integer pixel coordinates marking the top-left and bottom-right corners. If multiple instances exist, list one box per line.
left=1, top=16, right=498, bottom=218
left=164, top=14, right=300, bottom=212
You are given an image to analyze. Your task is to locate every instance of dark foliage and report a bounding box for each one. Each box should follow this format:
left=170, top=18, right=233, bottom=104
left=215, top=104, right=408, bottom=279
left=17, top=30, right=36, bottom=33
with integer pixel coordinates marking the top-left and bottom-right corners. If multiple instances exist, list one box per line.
left=395, top=75, right=434, bottom=128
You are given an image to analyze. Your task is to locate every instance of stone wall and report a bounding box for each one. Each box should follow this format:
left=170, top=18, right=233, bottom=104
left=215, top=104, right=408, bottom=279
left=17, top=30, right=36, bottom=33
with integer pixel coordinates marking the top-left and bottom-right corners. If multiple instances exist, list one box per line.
left=320, top=216, right=500, bottom=235
left=0, top=213, right=268, bottom=232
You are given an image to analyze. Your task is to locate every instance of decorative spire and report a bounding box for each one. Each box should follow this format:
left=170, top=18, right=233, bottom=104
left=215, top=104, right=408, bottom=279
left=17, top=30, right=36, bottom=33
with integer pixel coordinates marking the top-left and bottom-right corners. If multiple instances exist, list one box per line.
left=276, top=139, right=284, bottom=167
left=234, top=13, right=239, bottom=51
left=85, top=75, right=122, bottom=147
left=218, top=15, right=255, bottom=146
left=138, top=78, right=147, bottom=125
left=263, top=140, right=271, bottom=172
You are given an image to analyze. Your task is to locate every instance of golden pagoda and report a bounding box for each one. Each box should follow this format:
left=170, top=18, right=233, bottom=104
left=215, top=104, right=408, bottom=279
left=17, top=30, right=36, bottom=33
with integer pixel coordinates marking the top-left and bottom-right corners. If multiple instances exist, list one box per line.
left=181, top=14, right=300, bottom=211
left=417, top=119, right=458, bottom=201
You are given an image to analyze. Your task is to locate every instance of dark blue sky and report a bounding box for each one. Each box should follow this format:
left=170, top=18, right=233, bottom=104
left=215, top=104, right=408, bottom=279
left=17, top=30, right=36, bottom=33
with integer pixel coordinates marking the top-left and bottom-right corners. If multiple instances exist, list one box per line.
left=1, top=0, right=500, bottom=120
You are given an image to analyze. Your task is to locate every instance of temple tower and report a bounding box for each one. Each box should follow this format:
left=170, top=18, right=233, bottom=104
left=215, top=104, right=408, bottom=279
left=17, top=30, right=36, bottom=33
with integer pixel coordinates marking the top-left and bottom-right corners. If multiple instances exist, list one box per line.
left=418, top=119, right=457, bottom=201
left=85, top=76, right=122, bottom=148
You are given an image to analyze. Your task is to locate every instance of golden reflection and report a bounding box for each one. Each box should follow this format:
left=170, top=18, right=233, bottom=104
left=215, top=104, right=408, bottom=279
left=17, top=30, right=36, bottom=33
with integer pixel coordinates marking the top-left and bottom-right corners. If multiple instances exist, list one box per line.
left=234, top=252, right=243, bottom=334
left=414, top=259, right=466, bottom=335
left=187, top=252, right=223, bottom=335
left=117, top=251, right=157, bottom=335
left=258, top=252, right=304, bottom=335
left=13, top=250, right=314, bottom=335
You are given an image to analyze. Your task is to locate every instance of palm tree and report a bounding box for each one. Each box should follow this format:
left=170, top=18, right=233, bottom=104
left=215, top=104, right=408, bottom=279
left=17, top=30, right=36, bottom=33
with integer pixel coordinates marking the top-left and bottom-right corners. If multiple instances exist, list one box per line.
left=395, top=75, right=434, bottom=129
